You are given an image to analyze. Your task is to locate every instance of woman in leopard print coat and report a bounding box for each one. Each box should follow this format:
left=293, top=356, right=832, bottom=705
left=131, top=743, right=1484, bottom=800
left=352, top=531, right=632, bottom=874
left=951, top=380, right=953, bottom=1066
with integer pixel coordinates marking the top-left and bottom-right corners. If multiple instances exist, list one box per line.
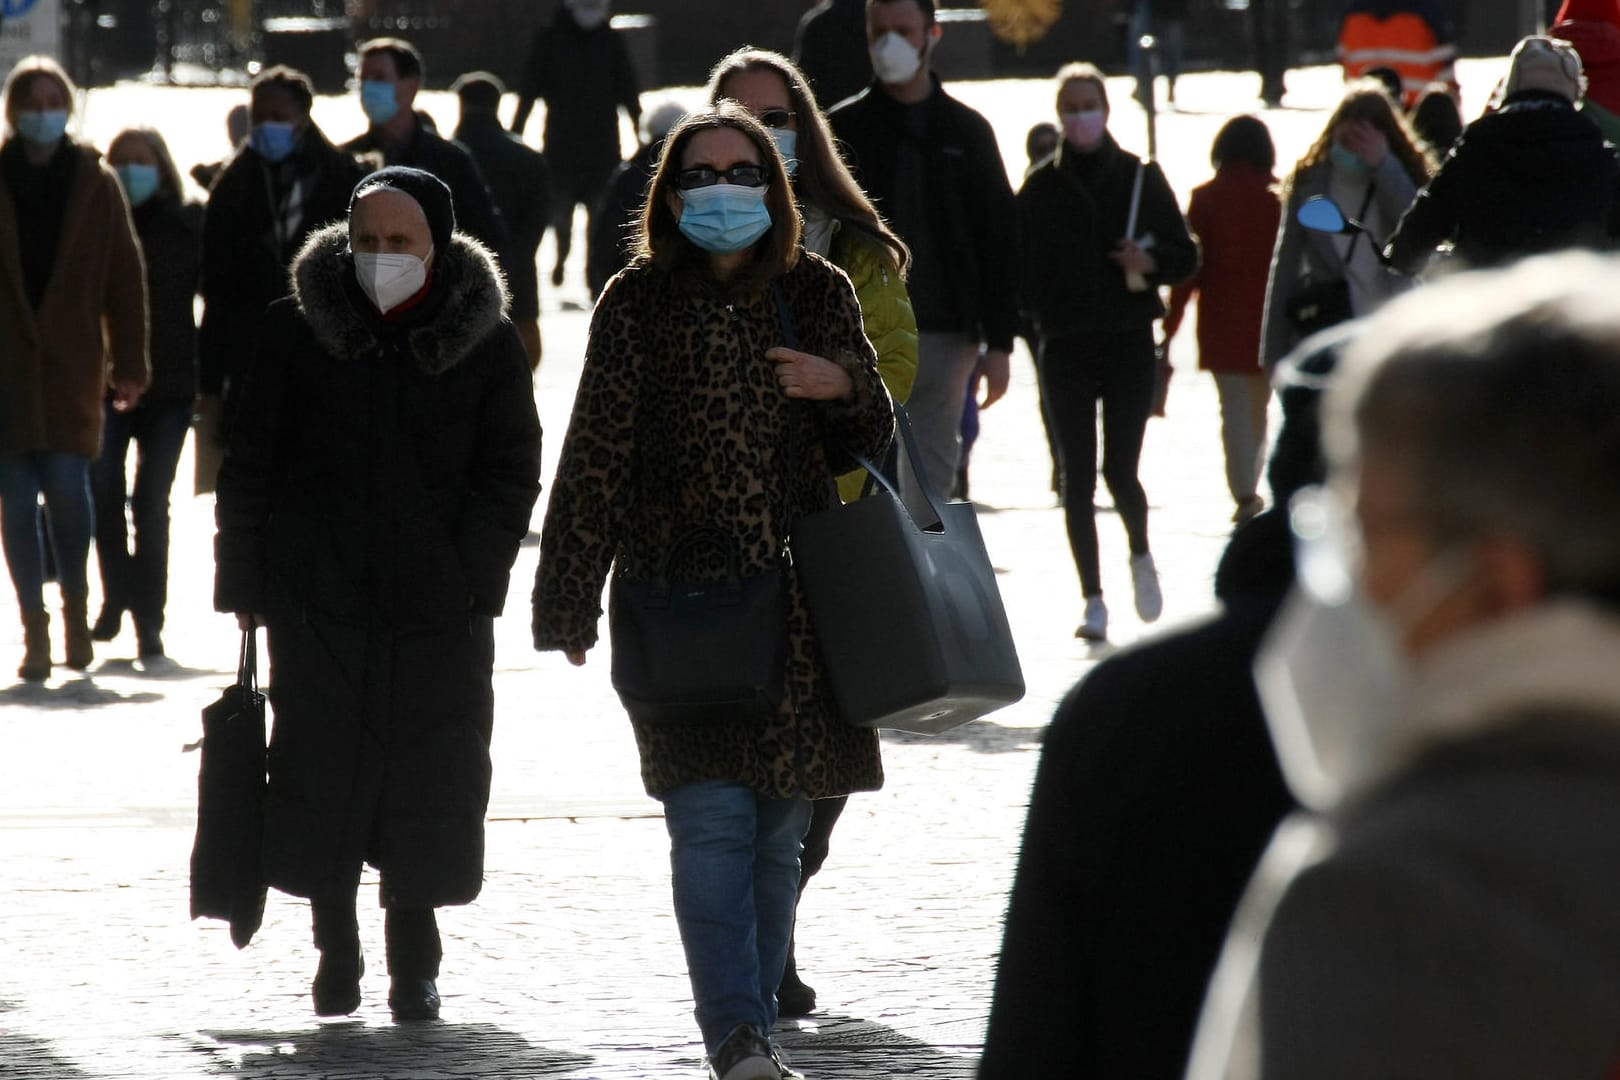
left=531, top=105, right=893, bottom=1074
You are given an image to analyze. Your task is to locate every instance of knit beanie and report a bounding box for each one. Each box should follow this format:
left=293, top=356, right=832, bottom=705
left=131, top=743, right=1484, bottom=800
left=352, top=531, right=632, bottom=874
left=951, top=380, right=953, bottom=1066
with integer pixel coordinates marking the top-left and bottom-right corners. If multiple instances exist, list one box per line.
left=1504, top=35, right=1585, bottom=102
left=348, top=166, right=456, bottom=253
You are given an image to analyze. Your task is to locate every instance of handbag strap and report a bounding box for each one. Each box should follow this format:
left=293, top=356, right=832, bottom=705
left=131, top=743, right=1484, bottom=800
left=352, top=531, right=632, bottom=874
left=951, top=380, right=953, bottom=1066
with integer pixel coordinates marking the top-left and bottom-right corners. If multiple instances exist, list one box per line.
left=1339, top=182, right=1377, bottom=267
left=237, top=629, right=258, bottom=695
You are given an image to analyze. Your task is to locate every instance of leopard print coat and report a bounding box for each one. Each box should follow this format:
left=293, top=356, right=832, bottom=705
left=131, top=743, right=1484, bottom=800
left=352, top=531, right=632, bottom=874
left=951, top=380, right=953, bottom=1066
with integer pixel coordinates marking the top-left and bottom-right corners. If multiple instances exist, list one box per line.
left=532, top=252, right=895, bottom=800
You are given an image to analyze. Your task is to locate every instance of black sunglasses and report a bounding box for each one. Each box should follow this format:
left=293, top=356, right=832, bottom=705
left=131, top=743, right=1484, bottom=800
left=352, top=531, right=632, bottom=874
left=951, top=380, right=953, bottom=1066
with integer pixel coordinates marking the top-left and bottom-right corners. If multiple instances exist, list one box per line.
left=675, top=164, right=768, bottom=190
left=759, top=108, right=795, bottom=129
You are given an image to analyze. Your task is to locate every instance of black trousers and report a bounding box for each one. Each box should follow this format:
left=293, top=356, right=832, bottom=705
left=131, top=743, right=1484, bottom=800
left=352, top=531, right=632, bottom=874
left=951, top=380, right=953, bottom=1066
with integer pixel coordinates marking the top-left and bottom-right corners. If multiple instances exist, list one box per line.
left=311, top=891, right=441, bottom=980
left=1040, top=328, right=1155, bottom=598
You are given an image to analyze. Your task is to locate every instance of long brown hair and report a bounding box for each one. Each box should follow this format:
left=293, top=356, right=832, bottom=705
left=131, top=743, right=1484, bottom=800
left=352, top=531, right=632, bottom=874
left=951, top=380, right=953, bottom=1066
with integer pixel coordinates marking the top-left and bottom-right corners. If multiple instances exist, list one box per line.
left=1286, top=80, right=1435, bottom=197
left=708, top=47, right=911, bottom=278
left=637, top=103, right=802, bottom=296
left=108, top=127, right=186, bottom=202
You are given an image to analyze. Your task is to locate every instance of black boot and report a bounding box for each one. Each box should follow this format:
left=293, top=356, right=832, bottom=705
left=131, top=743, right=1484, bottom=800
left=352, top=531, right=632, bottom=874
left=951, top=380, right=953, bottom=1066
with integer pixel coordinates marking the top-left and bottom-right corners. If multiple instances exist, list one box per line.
left=311, top=896, right=363, bottom=1016
left=386, top=907, right=442, bottom=1021
left=776, top=934, right=817, bottom=1018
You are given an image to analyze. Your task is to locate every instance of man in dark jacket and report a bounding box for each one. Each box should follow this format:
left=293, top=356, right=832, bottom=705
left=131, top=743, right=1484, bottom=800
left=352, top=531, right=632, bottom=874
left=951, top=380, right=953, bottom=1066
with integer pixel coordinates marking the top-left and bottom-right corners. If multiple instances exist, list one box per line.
left=198, top=66, right=366, bottom=459
left=830, top=0, right=1018, bottom=498
left=511, top=0, right=641, bottom=289
left=344, top=38, right=510, bottom=274
left=214, top=167, right=541, bottom=1024
left=453, top=70, right=550, bottom=370
left=584, top=99, right=684, bottom=298
left=1384, top=34, right=1620, bottom=275
left=794, top=0, right=872, bottom=110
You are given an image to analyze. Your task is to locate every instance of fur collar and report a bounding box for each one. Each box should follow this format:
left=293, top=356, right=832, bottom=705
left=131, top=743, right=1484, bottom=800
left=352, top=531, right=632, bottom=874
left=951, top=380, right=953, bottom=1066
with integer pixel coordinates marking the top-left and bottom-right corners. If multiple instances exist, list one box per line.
left=291, top=223, right=509, bottom=375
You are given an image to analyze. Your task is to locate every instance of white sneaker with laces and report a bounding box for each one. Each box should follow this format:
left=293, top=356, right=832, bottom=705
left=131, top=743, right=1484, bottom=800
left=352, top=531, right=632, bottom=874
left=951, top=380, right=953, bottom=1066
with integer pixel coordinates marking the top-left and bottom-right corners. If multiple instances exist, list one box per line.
left=1131, top=553, right=1163, bottom=622
left=1076, top=595, right=1108, bottom=641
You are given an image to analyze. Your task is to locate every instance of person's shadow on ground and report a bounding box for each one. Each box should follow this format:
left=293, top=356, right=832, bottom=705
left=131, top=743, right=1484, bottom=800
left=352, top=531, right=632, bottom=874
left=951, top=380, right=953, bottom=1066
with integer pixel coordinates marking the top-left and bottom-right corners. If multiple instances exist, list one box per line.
left=0, top=675, right=163, bottom=708
left=196, top=1022, right=594, bottom=1077
left=778, top=1014, right=981, bottom=1078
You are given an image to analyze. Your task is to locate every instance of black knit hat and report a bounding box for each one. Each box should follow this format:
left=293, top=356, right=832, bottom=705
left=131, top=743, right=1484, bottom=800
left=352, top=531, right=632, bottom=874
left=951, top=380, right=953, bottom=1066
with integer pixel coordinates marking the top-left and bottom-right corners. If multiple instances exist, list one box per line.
left=349, top=166, right=456, bottom=253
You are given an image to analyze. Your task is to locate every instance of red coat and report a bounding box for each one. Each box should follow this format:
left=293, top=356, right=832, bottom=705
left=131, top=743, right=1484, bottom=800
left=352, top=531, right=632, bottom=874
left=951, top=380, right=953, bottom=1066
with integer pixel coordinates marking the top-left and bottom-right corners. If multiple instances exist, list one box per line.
left=1554, top=0, right=1620, bottom=117
left=1164, top=163, right=1280, bottom=377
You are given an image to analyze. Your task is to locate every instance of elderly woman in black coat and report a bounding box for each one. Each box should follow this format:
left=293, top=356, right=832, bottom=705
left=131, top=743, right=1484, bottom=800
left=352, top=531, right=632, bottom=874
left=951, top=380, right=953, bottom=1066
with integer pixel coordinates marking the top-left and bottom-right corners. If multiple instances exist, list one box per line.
left=213, top=166, right=542, bottom=1022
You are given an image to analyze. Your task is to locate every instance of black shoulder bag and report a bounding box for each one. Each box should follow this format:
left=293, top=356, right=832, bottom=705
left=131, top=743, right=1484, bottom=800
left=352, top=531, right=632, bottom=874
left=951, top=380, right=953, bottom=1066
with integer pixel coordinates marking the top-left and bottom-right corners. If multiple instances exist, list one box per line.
left=1285, top=183, right=1376, bottom=337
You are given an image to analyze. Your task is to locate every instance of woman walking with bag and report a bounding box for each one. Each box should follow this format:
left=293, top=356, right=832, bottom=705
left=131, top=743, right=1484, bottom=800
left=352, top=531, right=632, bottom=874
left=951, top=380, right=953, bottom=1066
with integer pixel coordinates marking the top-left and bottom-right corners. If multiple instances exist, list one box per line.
left=214, top=166, right=541, bottom=1022
left=1261, top=79, right=1432, bottom=369
left=531, top=104, right=893, bottom=1080
left=90, top=126, right=203, bottom=665
left=706, top=45, right=916, bottom=1020
left=0, top=55, right=148, bottom=680
left=1017, top=62, right=1198, bottom=643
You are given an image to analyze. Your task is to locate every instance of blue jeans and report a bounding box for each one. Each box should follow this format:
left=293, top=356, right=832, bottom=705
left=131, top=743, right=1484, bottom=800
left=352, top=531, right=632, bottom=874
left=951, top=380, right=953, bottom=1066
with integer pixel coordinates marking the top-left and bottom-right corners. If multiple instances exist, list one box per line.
left=664, top=780, right=812, bottom=1055
left=0, top=452, right=93, bottom=611
left=90, top=398, right=191, bottom=630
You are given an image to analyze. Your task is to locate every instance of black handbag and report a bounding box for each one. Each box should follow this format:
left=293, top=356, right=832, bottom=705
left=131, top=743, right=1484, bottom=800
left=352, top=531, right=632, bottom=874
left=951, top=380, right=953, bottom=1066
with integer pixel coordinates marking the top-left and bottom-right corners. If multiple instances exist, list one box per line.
left=189, top=629, right=268, bottom=949
left=1285, top=184, right=1375, bottom=337
left=608, top=525, right=788, bottom=725
left=791, top=406, right=1026, bottom=735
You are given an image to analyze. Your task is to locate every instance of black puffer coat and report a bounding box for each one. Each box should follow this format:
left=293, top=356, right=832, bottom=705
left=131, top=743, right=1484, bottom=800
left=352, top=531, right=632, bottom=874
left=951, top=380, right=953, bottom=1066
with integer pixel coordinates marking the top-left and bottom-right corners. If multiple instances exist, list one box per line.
left=214, top=226, right=541, bottom=908
left=1385, top=90, right=1620, bottom=273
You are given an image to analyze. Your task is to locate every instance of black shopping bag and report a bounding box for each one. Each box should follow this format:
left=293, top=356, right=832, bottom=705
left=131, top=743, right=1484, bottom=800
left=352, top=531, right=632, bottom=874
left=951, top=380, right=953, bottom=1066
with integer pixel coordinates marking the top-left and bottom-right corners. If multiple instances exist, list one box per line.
left=189, top=629, right=267, bottom=948
left=791, top=407, right=1025, bottom=734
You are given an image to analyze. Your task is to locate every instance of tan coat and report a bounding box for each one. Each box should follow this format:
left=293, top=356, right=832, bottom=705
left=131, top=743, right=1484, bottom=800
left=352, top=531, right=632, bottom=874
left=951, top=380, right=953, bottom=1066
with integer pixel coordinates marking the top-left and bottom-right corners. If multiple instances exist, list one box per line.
left=0, top=141, right=149, bottom=459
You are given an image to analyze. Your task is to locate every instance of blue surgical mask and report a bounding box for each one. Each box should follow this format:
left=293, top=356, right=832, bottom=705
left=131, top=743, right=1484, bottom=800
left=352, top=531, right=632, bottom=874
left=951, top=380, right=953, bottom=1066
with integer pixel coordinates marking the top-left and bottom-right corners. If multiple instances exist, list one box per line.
left=115, top=163, right=161, bottom=207
left=678, top=183, right=773, bottom=254
left=1329, top=142, right=1369, bottom=176
left=250, top=121, right=299, bottom=163
left=769, top=128, right=799, bottom=178
left=361, top=80, right=400, bottom=125
left=14, top=109, right=69, bottom=146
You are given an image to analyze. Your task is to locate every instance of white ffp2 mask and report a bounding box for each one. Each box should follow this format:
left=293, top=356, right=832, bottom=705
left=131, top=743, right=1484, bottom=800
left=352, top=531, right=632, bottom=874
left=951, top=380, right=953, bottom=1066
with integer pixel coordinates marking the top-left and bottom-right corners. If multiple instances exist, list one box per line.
left=353, top=247, right=431, bottom=313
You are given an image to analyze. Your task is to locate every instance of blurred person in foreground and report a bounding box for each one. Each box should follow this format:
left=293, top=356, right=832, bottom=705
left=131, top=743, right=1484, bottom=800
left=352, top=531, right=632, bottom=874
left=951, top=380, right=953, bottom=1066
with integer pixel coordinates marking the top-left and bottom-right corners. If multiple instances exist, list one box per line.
left=531, top=104, right=893, bottom=1080
left=1188, top=249, right=1620, bottom=1079
left=214, top=167, right=541, bottom=1022
left=1384, top=36, right=1620, bottom=277
left=1165, top=115, right=1282, bottom=527
left=708, top=45, right=917, bottom=1020
left=452, top=70, right=550, bottom=369
left=0, top=55, right=148, bottom=680
left=90, top=127, right=203, bottom=665
left=979, top=323, right=1345, bottom=1077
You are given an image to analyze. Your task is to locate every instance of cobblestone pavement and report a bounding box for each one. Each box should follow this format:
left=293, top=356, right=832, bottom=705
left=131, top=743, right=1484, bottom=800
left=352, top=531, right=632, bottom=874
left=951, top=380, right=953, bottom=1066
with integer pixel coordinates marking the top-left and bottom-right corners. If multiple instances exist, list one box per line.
left=0, top=60, right=1508, bottom=1079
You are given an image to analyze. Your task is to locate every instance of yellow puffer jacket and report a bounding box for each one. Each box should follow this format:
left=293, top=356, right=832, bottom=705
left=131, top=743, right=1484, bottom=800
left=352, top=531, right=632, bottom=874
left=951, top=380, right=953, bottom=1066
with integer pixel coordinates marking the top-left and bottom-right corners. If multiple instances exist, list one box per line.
left=829, top=224, right=918, bottom=501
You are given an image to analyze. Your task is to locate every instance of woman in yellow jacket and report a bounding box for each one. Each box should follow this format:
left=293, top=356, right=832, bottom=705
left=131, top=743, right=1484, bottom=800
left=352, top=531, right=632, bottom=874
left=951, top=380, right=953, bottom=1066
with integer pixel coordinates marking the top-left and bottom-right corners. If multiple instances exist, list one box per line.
left=707, top=45, right=917, bottom=1017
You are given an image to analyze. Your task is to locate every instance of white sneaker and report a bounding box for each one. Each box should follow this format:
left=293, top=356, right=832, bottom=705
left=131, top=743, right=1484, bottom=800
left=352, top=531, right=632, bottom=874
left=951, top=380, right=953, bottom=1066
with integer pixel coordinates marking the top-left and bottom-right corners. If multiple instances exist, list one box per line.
left=1076, top=595, right=1108, bottom=641
left=1131, top=553, right=1163, bottom=622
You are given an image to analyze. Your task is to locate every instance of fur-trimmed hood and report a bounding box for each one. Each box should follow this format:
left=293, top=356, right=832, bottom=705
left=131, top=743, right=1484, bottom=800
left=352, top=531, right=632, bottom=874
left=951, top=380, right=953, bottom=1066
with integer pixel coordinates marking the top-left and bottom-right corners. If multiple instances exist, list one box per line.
left=291, top=222, right=509, bottom=375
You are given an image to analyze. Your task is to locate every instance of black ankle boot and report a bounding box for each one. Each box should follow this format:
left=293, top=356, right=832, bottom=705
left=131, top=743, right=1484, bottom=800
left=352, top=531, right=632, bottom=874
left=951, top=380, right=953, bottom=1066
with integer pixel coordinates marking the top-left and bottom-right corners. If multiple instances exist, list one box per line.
left=312, top=946, right=364, bottom=1016
left=776, top=939, right=817, bottom=1017
left=387, top=977, right=440, bottom=1021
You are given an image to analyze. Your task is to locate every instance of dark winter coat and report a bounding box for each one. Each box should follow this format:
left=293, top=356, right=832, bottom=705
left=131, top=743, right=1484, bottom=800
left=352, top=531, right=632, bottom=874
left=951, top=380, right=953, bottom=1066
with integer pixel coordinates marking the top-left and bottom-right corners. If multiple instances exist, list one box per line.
left=130, top=194, right=203, bottom=404
left=979, top=508, right=1295, bottom=1078
left=344, top=115, right=510, bottom=273
left=1165, top=163, right=1280, bottom=375
left=0, top=140, right=148, bottom=459
left=531, top=254, right=894, bottom=801
left=454, top=111, right=551, bottom=322
left=1017, top=133, right=1199, bottom=341
left=831, top=76, right=1020, bottom=352
left=213, top=226, right=542, bottom=908
left=198, top=125, right=365, bottom=397
left=1384, top=91, right=1620, bottom=274
left=793, top=0, right=871, bottom=110
left=585, top=138, right=660, bottom=298
left=512, top=10, right=641, bottom=196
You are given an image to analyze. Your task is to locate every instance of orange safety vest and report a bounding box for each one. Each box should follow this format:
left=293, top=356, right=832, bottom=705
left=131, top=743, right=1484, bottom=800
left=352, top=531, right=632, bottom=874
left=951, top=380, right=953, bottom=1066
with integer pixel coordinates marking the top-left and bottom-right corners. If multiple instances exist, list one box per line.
left=1339, top=12, right=1459, bottom=107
